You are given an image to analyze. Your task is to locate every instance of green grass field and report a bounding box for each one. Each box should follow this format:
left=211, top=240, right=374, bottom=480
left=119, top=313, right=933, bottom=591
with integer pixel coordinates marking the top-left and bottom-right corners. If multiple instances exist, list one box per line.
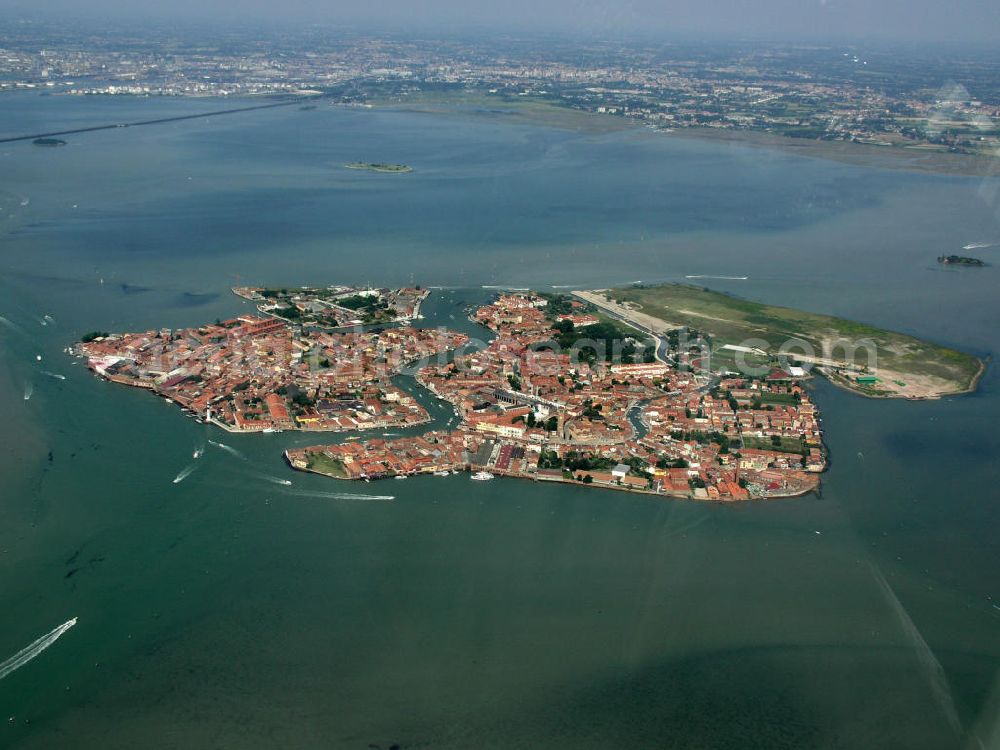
left=305, top=452, right=348, bottom=478
left=608, top=284, right=983, bottom=397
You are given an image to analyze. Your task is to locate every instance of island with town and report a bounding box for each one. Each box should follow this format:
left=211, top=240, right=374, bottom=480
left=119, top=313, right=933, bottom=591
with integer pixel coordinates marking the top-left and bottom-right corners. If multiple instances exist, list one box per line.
left=75, top=284, right=855, bottom=500
left=73, top=279, right=986, bottom=499
left=75, top=285, right=465, bottom=434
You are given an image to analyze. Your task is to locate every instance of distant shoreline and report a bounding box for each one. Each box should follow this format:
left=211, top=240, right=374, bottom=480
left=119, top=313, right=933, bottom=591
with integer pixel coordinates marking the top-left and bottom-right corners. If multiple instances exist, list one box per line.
left=382, top=95, right=998, bottom=178
left=665, top=126, right=1000, bottom=178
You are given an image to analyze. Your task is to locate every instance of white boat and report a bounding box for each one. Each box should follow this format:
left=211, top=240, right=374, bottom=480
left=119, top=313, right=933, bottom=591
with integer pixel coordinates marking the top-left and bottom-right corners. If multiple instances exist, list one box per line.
left=433, top=470, right=450, bottom=477
left=471, top=471, right=494, bottom=481
left=193, top=449, right=203, bottom=459
left=262, top=427, right=278, bottom=434
left=394, top=475, right=408, bottom=480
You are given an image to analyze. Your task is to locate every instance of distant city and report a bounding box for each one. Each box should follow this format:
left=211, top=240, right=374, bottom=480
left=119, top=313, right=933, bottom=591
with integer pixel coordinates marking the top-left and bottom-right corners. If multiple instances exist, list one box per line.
left=2, top=20, right=999, bottom=156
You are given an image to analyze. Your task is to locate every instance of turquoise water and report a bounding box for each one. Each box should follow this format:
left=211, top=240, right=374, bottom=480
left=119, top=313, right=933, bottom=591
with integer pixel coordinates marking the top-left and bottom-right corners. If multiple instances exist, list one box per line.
left=1, top=93, right=999, bottom=748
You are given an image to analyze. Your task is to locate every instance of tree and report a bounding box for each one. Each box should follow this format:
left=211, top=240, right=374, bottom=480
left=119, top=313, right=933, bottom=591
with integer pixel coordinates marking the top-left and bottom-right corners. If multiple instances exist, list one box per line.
left=545, top=416, right=559, bottom=432
left=538, top=450, right=562, bottom=469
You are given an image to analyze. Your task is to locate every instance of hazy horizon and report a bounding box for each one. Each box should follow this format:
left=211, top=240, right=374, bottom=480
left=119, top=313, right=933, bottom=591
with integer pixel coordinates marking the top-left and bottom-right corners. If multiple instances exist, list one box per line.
left=4, top=0, right=999, bottom=44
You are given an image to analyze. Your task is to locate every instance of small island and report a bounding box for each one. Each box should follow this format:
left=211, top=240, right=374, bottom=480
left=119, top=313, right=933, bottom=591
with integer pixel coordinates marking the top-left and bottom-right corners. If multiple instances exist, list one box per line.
left=232, top=284, right=428, bottom=327
left=32, top=137, right=67, bottom=147
left=74, top=311, right=467, bottom=434
left=938, top=255, right=986, bottom=266
left=344, top=162, right=413, bottom=173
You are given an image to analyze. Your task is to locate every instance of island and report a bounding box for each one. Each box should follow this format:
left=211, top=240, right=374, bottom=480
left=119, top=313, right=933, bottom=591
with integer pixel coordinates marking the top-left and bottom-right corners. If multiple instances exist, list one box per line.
left=577, top=284, right=984, bottom=400
left=77, top=283, right=982, bottom=500
left=232, top=285, right=427, bottom=327
left=32, top=137, right=67, bottom=147
left=343, top=162, right=413, bottom=173
left=75, top=314, right=467, bottom=433
left=286, top=290, right=828, bottom=500
left=938, top=255, right=986, bottom=266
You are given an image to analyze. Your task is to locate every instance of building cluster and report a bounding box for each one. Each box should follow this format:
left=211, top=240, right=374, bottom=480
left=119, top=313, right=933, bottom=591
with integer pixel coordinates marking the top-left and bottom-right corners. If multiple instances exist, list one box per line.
left=76, top=313, right=467, bottom=433
left=290, top=291, right=826, bottom=500
left=3, top=27, right=997, bottom=154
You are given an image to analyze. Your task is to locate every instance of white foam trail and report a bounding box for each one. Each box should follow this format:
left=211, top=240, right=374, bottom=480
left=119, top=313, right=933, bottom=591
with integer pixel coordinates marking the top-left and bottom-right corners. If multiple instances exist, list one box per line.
left=23, top=381, right=33, bottom=401
left=963, top=242, right=996, bottom=250
left=0, top=618, right=77, bottom=682
left=283, top=488, right=394, bottom=501
left=173, top=464, right=198, bottom=484
left=685, top=275, right=749, bottom=281
left=258, top=473, right=292, bottom=486
left=870, top=564, right=962, bottom=733
left=481, top=285, right=529, bottom=291
left=40, top=370, right=66, bottom=381
left=0, top=315, right=26, bottom=336
left=43, top=314, right=55, bottom=324
left=209, top=440, right=246, bottom=461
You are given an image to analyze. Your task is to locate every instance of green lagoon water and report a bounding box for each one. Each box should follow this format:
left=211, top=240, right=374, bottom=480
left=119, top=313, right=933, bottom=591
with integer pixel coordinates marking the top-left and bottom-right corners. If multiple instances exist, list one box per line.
left=1, top=94, right=999, bottom=748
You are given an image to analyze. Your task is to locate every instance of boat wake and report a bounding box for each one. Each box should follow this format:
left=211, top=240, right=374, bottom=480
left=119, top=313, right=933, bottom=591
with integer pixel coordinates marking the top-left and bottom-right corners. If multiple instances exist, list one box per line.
left=963, top=242, right=996, bottom=250
left=0, top=314, right=26, bottom=336
left=40, top=370, right=67, bottom=381
left=209, top=440, right=247, bottom=461
left=661, top=515, right=710, bottom=539
left=870, top=564, right=961, bottom=733
left=282, top=488, right=394, bottom=501
left=255, top=472, right=292, bottom=486
left=23, top=381, right=33, bottom=401
left=0, top=618, right=77, bottom=682
left=685, top=275, right=749, bottom=281
left=173, top=464, right=198, bottom=484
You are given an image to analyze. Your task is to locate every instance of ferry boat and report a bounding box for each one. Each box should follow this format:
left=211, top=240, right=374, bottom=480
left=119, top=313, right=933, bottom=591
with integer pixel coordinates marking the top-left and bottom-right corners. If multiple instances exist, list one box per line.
left=471, top=471, right=494, bottom=481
